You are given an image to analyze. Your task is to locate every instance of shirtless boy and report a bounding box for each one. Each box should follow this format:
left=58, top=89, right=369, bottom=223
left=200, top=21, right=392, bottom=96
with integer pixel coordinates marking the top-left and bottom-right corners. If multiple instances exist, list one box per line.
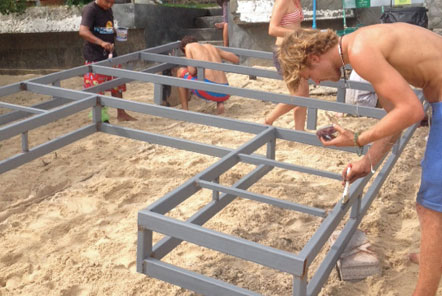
left=175, top=36, right=239, bottom=114
left=278, top=23, right=442, bottom=296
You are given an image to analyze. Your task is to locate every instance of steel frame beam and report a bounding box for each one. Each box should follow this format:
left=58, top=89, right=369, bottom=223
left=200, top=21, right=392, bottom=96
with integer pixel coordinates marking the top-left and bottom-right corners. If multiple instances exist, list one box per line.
left=0, top=41, right=425, bottom=296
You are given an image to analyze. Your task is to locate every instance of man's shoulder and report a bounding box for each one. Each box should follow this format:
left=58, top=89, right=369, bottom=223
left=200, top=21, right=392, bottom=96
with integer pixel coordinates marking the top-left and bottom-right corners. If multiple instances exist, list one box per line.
left=82, top=1, right=97, bottom=14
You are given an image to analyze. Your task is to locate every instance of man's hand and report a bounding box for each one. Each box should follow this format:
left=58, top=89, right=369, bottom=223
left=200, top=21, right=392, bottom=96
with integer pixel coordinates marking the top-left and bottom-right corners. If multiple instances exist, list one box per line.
left=319, top=124, right=355, bottom=147
left=342, top=156, right=371, bottom=185
left=101, top=41, right=114, bottom=53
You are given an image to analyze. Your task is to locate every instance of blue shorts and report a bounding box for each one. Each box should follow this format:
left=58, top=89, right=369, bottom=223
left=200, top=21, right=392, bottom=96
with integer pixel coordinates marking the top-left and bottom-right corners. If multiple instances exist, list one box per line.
left=273, top=50, right=282, bottom=75
left=416, top=102, right=442, bottom=212
left=180, top=70, right=230, bottom=102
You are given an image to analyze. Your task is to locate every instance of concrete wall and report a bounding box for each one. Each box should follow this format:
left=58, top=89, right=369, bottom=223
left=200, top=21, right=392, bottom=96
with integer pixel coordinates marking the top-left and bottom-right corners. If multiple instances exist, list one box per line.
left=130, top=4, right=212, bottom=48
left=0, top=29, right=145, bottom=74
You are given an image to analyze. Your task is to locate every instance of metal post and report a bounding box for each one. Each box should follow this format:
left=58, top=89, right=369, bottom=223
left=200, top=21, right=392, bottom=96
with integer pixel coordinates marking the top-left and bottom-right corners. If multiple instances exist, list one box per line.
left=292, top=274, right=307, bottom=296
left=212, top=176, right=220, bottom=201
left=21, top=131, right=29, bottom=152
left=154, top=83, right=163, bottom=105
left=136, top=226, right=152, bottom=273
left=336, top=87, right=346, bottom=103
left=306, top=108, right=318, bottom=130
left=197, top=67, right=204, bottom=81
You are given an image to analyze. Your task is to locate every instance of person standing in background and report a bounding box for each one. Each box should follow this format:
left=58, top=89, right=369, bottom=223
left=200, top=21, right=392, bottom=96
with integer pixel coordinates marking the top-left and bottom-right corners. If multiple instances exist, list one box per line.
left=264, top=0, right=308, bottom=130
left=79, top=0, right=136, bottom=122
left=215, top=0, right=229, bottom=47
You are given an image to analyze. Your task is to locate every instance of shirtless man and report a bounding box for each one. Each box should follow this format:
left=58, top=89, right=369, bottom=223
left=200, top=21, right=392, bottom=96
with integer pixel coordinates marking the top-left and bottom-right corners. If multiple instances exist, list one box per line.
left=175, top=36, right=239, bottom=114
left=278, top=23, right=442, bottom=296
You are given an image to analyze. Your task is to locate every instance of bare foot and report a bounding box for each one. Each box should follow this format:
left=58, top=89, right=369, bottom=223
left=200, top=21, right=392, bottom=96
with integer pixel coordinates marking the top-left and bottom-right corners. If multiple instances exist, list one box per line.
left=409, top=252, right=420, bottom=264
left=261, top=116, right=272, bottom=125
left=216, top=102, right=225, bottom=114
left=117, top=110, right=137, bottom=121
left=215, top=22, right=225, bottom=29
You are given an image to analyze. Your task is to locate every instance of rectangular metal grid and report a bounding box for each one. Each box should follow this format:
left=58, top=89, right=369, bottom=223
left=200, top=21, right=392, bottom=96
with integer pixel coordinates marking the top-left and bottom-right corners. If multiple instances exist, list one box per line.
left=0, top=41, right=427, bottom=296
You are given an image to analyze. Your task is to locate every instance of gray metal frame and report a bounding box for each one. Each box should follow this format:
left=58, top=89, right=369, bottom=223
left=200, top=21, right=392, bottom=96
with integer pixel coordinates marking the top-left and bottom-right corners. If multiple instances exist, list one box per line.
left=0, top=41, right=426, bottom=296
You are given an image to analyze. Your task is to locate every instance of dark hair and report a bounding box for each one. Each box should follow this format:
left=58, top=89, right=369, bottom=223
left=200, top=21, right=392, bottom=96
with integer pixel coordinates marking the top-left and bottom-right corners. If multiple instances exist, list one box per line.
left=180, top=35, right=198, bottom=52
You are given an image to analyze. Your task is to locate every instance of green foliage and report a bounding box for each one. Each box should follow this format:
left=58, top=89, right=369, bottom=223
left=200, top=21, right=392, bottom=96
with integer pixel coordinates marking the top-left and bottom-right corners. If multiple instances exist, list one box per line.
left=65, top=0, right=90, bottom=7
left=0, top=0, right=28, bottom=15
left=161, top=2, right=217, bottom=9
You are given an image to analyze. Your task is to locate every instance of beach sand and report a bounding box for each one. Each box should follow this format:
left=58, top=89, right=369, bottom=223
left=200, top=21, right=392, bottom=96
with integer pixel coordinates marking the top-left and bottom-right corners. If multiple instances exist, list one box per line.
left=0, top=71, right=438, bottom=296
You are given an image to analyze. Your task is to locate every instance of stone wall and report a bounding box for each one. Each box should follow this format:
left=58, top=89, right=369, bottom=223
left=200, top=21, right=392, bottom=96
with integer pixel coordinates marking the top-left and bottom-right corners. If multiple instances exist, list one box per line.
left=1, top=0, right=441, bottom=72
left=229, top=0, right=442, bottom=64
left=426, top=0, right=442, bottom=32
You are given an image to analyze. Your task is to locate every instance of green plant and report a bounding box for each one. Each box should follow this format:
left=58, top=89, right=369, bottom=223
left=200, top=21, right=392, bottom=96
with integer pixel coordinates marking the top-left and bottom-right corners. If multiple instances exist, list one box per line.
left=65, top=0, right=90, bottom=6
left=161, top=2, right=217, bottom=9
left=0, top=0, right=27, bottom=15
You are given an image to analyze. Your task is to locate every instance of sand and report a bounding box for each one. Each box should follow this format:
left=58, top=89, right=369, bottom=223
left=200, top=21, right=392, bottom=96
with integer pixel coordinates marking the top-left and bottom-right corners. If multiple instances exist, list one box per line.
left=0, top=71, right=438, bottom=296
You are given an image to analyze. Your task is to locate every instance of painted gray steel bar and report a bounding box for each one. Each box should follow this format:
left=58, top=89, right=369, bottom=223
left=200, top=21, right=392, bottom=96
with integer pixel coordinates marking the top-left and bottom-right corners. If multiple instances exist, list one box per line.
left=25, top=82, right=93, bottom=100
left=296, top=177, right=368, bottom=269
left=307, top=122, right=419, bottom=296
left=216, top=46, right=273, bottom=60
left=145, top=258, right=260, bottom=296
left=102, top=124, right=229, bottom=158
left=26, top=41, right=179, bottom=86
left=83, top=63, right=172, bottom=95
left=93, top=52, right=140, bottom=68
left=139, top=210, right=305, bottom=275
left=92, top=65, right=386, bottom=118
left=100, top=95, right=267, bottom=135
left=0, top=97, right=95, bottom=141
left=146, top=127, right=275, bottom=214
left=307, top=214, right=359, bottom=296
left=196, top=179, right=326, bottom=217
left=140, top=41, right=181, bottom=54
left=238, top=153, right=341, bottom=180
left=0, top=98, right=72, bottom=126
left=29, top=65, right=89, bottom=85
left=150, top=164, right=272, bottom=260
left=141, top=52, right=280, bottom=79
left=0, top=124, right=95, bottom=174
left=197, top=127, right=275, bottom=181
left=0, top=102, right=45, bottom=114
left=103, top=124, right=340, bottom=182
left=275, top=128, right=370, bottom=154
left=99, top=95, right=362, bottom=156
left=0, top=82, right=21, bottom=97
left=92, top=40, right=181, bottom=68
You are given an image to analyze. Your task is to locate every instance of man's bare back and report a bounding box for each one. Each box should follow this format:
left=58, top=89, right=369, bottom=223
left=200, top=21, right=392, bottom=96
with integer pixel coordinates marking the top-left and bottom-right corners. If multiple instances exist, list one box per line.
left=185, top=42, right=237, bottom=83
left=344, top=23, right=442, bottom=102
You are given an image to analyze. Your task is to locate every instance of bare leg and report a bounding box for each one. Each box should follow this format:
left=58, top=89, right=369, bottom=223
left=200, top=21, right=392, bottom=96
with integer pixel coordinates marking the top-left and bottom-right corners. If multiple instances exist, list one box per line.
left=264, top=78, right=308, bottom=130
left=264, top=103, right=296, bottom=125
left=293, top=105, right=307, bottom=131
left=178, top=87, right=189, bottom=110
left=113, top=91, right=137, bottom=121
left=176, top=67, right=190, bottom=110
left=413, top=203, right=442, bottom=296
left=223, top=23, right=229, bottom=47
left=216, top=102, right=225, bottom=114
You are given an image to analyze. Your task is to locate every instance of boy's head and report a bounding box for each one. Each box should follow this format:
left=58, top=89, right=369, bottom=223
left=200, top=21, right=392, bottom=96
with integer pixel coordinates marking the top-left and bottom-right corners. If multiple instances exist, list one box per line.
left=180, top=36, right=198, bottom=53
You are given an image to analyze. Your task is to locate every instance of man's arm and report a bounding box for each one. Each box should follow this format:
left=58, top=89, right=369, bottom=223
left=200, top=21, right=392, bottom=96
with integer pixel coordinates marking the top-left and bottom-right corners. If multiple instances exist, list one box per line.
left=79, top=25, right=114, bottom=53
left=323, top=44, right=424, bottom=148
left=268, top=0, right=293, bottom=38
left=218, top=49, right=239, bottom=64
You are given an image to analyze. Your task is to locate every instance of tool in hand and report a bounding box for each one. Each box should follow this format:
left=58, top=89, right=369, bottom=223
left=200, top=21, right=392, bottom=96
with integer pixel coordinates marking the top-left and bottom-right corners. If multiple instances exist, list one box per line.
left=342, top=166, right=351, bottom=204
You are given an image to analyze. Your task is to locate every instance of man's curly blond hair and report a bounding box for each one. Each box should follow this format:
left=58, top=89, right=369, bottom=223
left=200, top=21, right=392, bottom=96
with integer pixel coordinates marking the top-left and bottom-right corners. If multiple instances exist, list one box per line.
left=277, top=28, right=338, bottom=91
